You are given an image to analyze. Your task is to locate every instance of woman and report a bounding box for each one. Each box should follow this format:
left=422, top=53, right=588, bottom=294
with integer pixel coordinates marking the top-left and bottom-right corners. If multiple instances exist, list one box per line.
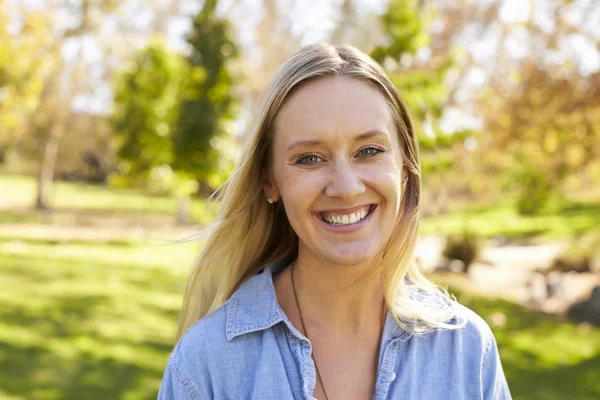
left=158, top=43, right=511, bottom=400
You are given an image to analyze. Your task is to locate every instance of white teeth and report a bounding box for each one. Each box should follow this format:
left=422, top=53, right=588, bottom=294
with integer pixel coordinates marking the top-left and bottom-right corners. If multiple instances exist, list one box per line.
left=322, top=206, right=372, bottom=226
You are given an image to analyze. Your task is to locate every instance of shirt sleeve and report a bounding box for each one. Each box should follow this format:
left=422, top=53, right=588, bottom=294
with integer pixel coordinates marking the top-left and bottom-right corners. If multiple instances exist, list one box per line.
left=157, top=355, right=196, bottom=400
left=482, top=330, right=512, bottom=400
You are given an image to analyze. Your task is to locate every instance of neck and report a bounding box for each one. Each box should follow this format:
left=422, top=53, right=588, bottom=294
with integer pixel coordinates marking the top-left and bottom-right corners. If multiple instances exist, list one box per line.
left=277, top=254, right=386, bottom=337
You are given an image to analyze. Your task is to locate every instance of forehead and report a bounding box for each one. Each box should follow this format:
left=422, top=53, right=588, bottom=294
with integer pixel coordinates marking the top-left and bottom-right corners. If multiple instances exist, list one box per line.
left=274, top=76, right=395, bottom=145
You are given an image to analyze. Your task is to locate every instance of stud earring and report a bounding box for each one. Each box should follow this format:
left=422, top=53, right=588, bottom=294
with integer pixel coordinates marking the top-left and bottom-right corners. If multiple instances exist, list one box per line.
left=267, top=198, right=275, bottom=204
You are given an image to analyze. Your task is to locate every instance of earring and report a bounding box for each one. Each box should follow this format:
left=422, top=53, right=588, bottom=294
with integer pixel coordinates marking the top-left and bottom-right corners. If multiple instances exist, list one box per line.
left=267, top=198, right=275, bottom=204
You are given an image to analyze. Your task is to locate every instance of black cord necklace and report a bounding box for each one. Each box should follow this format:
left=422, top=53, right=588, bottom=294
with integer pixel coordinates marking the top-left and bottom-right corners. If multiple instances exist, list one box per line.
left=290, top=262, right=386, bottom=400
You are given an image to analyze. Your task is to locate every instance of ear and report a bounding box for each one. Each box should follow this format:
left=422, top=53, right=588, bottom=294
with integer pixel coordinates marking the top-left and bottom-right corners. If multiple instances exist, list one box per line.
left=263, top=183, right=279, bottom=202
left=261, top=169, right=279, bottom=202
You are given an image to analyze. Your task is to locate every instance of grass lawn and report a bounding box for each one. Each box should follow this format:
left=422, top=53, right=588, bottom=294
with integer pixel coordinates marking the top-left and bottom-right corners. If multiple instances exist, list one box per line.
left=1, top=237, right=599, bottom=399
left=0, top=238, right=199, bottom=400
left=420, top=199, right=600, bottom=239
left=0, top=174, right=218, bottom=224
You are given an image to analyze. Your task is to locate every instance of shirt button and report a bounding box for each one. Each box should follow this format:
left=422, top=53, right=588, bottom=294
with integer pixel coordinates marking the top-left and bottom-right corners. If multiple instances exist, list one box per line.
left=389, top=372, right=396, bottom=382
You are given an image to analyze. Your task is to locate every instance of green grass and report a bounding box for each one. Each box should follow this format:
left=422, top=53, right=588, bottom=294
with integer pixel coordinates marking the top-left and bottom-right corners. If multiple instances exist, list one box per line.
left=0, top=174, right=218, bottom=224
left=446, top=286, right=600, bottom=400
left=420, top=200, right=600, bottom=239
left=0, top=238, right=199, bottom=400
left=1, top=238, right=599, bottom=399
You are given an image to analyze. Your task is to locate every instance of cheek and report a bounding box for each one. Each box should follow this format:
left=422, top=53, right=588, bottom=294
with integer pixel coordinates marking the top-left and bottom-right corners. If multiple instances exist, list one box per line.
left=275, top=168, right=325, bottom=220
left=363, top=160, right=403, bottom=199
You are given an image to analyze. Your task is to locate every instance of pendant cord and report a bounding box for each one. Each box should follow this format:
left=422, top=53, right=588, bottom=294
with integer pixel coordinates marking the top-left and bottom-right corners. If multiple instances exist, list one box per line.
left=290, top=262, right=386, bottom=400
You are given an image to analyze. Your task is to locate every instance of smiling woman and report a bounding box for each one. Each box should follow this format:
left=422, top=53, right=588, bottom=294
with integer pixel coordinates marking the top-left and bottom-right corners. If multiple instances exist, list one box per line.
left=158, top=44, right=512, bottom=400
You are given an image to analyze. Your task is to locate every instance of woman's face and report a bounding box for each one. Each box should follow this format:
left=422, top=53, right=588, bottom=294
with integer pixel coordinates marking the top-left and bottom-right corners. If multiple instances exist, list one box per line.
left=266, top=76, right=406, bottom=266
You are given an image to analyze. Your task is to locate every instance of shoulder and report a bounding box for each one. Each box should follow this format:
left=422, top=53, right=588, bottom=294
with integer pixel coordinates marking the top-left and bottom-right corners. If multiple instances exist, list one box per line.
left=402, top=301, right=497, bottom=377
left=162, top=301, right=230, bottom=395
left=163, top=269, right=281, bottom=390
left=158, top=302, right=229, bottom=400
left=160, top=268, right=288, bottom=399
left=394, top=300, right=511, bottom=399
left=452, top=302, right=495, bottom=351
left=175, top=301, right=230, bottom=362
left=408, top=299, right=495, bottom=359
left=173, top=268, right=273, bottom=358
left=441, top=303, right=512, bottom=398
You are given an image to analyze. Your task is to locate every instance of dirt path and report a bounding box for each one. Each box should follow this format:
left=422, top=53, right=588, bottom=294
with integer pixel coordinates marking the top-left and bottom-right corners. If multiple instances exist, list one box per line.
left=416, top=235, right=599, bottom=314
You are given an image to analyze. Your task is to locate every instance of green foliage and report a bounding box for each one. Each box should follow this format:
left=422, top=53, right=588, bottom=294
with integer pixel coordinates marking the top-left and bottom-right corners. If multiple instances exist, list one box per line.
left=442, top=231, right=481, bottom=272
left=0, top=5, right=52, bottom=145
left=514, top=170, right=553, bottom=216
left=372, top=0, right=465, bottom=177
left=172, top=0, right=239, bottom=187
left=479, top=66, right=600, bottom=205
left=370, top=0, right=428, bottom=64
left=113, top=37, right=189, bottom=177
left=112, top=38, right=209, bottom=197
left=505, top=151, right=554, bottom=215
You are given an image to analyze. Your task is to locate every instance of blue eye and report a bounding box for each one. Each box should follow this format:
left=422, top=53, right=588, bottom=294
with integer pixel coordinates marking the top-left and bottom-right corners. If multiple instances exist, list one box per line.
left=358, top=146, right=384, bottom=157
left=295, top=153, right=322, bottom=165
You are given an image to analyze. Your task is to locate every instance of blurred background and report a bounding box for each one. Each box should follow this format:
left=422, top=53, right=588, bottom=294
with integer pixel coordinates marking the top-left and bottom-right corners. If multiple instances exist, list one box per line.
left=1, top=0, right=599, bottom=398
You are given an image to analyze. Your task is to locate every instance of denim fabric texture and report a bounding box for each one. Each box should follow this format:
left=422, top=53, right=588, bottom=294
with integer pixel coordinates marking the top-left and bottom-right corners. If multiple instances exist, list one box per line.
left=158, top=261, right=512, bottom=399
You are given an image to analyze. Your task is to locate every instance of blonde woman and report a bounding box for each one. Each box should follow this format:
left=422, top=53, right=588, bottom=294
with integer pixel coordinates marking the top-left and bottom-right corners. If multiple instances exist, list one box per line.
left=158, top=43, right=511, bottom=400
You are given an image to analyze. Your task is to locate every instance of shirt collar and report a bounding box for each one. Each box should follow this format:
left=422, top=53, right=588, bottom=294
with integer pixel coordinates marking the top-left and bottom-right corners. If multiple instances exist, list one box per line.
left=225, top=261, right=289, bottom=341
left=225, top=261, right=413, bottom=343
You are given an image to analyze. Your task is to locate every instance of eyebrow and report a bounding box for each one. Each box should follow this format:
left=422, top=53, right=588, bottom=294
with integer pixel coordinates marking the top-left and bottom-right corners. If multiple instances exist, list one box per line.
left=286, top=129, right=387, bottom=152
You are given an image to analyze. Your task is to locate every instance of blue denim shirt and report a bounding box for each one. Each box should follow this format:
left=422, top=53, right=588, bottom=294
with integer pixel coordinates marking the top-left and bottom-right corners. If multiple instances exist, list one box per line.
left=158, top=262, right=511, bottom=399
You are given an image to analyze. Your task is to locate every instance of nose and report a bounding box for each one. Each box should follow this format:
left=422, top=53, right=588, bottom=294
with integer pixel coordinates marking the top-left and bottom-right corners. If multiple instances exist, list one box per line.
left=325, top=159, right=366, bottom=200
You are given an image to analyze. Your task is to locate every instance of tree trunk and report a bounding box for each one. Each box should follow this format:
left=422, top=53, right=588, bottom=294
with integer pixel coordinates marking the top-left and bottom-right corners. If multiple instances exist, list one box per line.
left=35, top=131, right=60, bottom=210
left=176, top=195, right=191, bottom=225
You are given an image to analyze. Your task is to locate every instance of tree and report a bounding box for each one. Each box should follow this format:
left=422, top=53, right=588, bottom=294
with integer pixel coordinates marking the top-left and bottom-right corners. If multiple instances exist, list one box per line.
left=480, top=65, right=600, bottom=214
left=0, top=3, right=51, bottom=149
left=416, top=0, right=600, bottom=212
left=112, top=38, right=203, bottom=223
left=371, top=0, right=471, bottom=214
left=113, top=37, right=189, bottom=182
left=21, top=0, right=120, bottom=209
left=172, top=0, right=239, bottom=191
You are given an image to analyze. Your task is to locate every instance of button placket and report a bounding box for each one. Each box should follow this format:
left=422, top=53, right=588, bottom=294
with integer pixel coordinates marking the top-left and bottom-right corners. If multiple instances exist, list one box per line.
left=286, top=329, right=316, bottom=400
left=375, top=341, right=399, bottom=400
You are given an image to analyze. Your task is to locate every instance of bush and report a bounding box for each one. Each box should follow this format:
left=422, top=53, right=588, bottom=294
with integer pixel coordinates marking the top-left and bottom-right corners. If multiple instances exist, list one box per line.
left=515, top=168, right=554, bottom=215
left=442, top=232, right=482, bottom=273
left=549, top=233, right=600, bottom=273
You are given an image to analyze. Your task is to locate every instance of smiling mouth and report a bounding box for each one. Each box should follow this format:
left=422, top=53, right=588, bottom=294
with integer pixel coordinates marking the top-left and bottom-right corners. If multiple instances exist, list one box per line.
left=319, top=205, right=375, bottom=226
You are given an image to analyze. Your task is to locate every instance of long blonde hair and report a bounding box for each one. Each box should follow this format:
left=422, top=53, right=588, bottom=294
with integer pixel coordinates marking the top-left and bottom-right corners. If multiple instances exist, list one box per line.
left=176, top=43, right=463, bottom=342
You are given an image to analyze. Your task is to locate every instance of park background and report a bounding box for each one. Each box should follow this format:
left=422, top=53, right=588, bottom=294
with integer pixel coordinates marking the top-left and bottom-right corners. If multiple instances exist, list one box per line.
left=1, top=0, right=599, bottom=398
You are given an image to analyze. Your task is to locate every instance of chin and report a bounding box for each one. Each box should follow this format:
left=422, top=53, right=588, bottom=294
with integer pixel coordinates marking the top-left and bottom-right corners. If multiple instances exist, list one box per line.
left=321, top=246, right=379, bottom=266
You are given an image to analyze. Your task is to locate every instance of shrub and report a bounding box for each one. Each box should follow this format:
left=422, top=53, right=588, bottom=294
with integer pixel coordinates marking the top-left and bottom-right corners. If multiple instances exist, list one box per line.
left=442, top=232, right=482, bottom=274
left=549, top=233, right=600, bottom=273
left=515, top=168, right=554, bottom=215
